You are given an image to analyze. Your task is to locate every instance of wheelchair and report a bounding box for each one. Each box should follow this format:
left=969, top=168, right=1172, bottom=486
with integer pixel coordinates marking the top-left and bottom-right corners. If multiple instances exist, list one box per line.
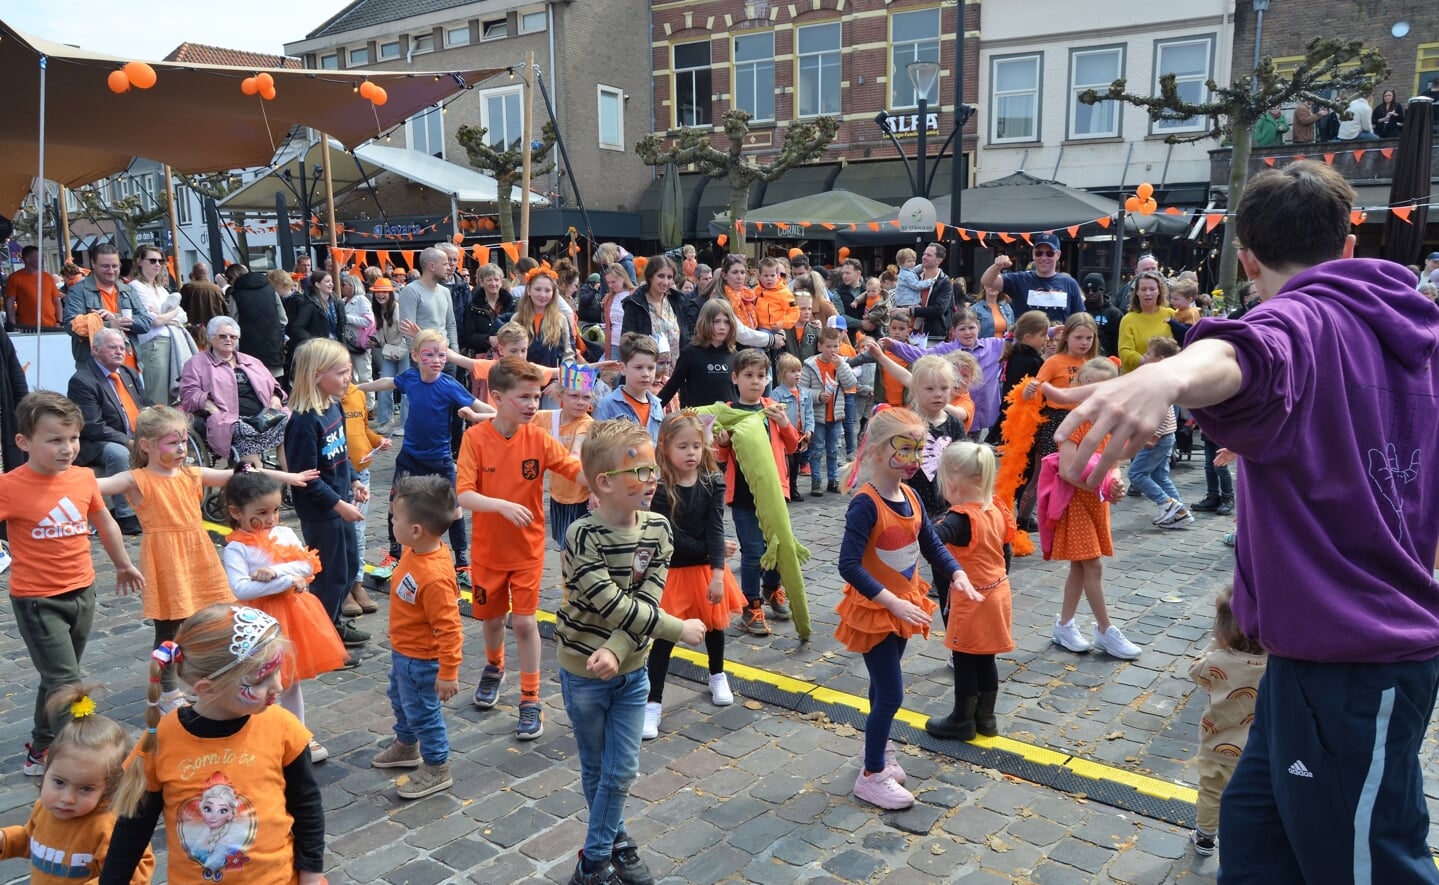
left=185, top=414, right=285, bottom=526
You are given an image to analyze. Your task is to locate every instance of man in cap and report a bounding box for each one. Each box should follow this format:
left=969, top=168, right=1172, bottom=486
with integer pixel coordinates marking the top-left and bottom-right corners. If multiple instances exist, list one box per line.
left=979, top=232, right=1083, bottom=323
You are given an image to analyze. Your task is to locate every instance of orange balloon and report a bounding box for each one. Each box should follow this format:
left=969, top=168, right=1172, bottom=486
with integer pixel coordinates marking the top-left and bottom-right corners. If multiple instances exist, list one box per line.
left=838, top=247, right=851, bottom=260
left=358, top=81, right=376, bottom=100
left=240, top=76, right=259, bottom=96
left=107, top=70, right=131, bottom=94
left=716, top=234, right=728, bottom=247
left=1142, top=198, right=1157, bottom=215
left=371, top=86, right=388, bottom=106
left=256, top=72, right=275, bottom=90
left=124, top=61, right=157, bottom=90
left=1136, top=182, right=1154, bottom=200
left=1124, top=196, right=1141, bottom=213
left=451, top=232, right=464, bottom=245
left=260, top=85, right=277, bottom=101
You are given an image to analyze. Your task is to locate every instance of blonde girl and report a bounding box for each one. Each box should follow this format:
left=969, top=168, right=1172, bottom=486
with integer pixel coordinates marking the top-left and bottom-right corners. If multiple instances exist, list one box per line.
left=601, top=263, right=636, bottom=361
left=1017, top=313, right=1101, bottom=528
left=283, top=338, right=370, bottom=645
left=94, top=405, right=311, bottom=712
left=0, top=684, right=155, bottom=881
left=837, top=406, right=971, bottom=811
left=644, top=413, right=746, bottom=739
left=105, top=604, right=325, bottom=884
left=1045, top=358, right=1142, bottom=660
left=925, top=442, right=1015, bottom=742
left=868, top=353, right=966, bottom=518
left=514, top=267, right=578, bottom=372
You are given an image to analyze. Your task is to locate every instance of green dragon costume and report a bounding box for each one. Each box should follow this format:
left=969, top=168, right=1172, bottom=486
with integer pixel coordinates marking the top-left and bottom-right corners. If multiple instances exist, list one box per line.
left=694, top=403, right=813, bottom=640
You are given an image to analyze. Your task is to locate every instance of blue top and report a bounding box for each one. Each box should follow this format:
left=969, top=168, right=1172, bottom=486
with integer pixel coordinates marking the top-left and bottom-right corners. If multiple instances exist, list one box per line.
left=593, top=386, right=664, bottom=443
left=283, top=402, right=356, bottom=522
left=999, top=271, right=1085, bottom=323
left=394, top=368, right=474, bottom=463
left=838, top=488, right=959, bottom=599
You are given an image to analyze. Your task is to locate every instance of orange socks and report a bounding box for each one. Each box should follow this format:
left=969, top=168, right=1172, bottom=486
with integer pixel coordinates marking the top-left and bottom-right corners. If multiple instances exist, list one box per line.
left=520, top=670, right=540, bottom=702
left=487, top=648, right=505, bottom=670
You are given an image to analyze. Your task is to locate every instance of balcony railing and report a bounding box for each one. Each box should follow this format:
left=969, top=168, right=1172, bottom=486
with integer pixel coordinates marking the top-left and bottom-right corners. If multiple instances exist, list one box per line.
left=1208, top=136, right=1438, bottom=188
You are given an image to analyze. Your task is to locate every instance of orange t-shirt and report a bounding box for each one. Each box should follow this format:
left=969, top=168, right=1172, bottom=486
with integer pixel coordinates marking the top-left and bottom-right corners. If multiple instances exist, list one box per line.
left=342, top=384, right=384, bottom=472
left=142, top=705, right=310, bottom=885
left=533, top=411, right=594, bottom=505
left=941, top=496, right=1016, bottom=656
left=5, top=270, right=62, bottom=327
left=815, top=359, right=838, bottom=422
left=96, top=283, right=120, bottom=316
left=880, top=354, right=911, bottom=407
left=1035, top=353, right=1087, bottom=410
left=950, top=389, right=976, bottom=431
left=623, top=390, right=650, bottom=428
left=468, top=358, right=559, bottom=406
left=457, top=421, right=583, bottom=570
left=390, top=544, right=465, bottom=680
left=0, top=465, right=107, bottom=597
left=983, top=302, right=1008, bottom=337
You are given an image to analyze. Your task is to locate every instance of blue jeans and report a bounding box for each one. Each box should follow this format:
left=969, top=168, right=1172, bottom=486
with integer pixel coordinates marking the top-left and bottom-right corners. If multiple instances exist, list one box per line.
left=352, top=468, right=371, bottom=582
left=731, top=505, right=780, bottom=604
left=560, top=667, right=647, bottom=863
left=386, top=651, right=448, bottom=765
left=861, top=634, right=908, bottom=774
left=377, top=353, right=407, bottom=425
left=1203, top=437, right=1233, bottom=497
left=809, top=420, right=843, bottom=483
left=388, top=450, right=467, bottom=562
left=843, top=392, right=857, bottom=456
left=1128, top=432, right=1181, bottom=506
left=301, top=513, right=358, bottom=623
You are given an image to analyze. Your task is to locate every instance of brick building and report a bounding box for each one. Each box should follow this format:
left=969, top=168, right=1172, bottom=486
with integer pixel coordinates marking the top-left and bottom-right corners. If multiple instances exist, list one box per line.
left=643, top=0, right=978, bottom=250
left=283, top=0, right=654, bottom=254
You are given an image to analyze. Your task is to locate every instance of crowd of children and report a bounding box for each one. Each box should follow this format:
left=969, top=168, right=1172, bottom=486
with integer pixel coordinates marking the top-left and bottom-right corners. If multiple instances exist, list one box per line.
left=0, top=246, right=1258, bottom=882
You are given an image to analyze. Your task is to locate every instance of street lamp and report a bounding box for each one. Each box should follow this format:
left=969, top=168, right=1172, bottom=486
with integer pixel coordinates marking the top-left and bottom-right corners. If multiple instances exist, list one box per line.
left=1251, top=0, right=1271, bottom=91
left=907, top=61, right=940, bottom=198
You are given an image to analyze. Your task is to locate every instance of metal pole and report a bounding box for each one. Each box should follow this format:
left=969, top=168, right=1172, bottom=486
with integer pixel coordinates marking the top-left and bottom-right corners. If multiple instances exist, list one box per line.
left=950, top=16, right=965, bottom=277
left=1250, top=1, right=1270, bottom=91
left=59, top=186, right=71, bottom=266
left=1110, top=143, right=1135, bottom=295
left=519, top=49, right=536, bottom=257
left=163, top=165, right=182, bottom=276
left=916, top=96, right=928, bottom=199
left=35, top=55, right=46, bottom=380
left=320, top=133, right=339, bottom=273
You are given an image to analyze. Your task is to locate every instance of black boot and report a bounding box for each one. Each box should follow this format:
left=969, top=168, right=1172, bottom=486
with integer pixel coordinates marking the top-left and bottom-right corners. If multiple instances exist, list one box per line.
left=1191, top=493, right=1222, bottom=512
left=925, top=695, right=977, bottom=740
left=1216, top=494, right=1235, bottom=516
left=974, top=691, right=999, bottom=737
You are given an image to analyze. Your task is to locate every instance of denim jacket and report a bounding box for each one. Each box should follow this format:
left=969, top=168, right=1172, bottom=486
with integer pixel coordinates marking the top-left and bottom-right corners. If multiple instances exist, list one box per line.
left=770, top=383, right=814, bottom=436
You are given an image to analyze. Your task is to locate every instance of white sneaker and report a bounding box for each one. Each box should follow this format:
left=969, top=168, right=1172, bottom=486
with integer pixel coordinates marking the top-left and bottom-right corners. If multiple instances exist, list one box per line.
left=1159, top=508, right=1195, bottom=529
left=642, top=702, right=661, bottom=740
left=853, top=768, right=915, bottom=810
left=1094, top=624, right=1142, bottom=659
left=1052, top=618, right=1092, bottom=653
left=1152, top=498, right=1183, bottom=525
left=709, top=673, right=734, bottom=706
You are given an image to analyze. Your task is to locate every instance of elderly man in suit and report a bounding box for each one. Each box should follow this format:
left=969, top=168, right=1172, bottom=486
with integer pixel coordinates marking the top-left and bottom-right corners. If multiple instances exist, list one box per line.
left=68, top=327, right=148, bottom=534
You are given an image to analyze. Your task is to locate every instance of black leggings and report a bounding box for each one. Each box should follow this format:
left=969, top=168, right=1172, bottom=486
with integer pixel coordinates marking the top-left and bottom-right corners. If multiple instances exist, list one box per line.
left=951, top=652, right=998, bottom=699
left=647, top=630, right=726, bottom=703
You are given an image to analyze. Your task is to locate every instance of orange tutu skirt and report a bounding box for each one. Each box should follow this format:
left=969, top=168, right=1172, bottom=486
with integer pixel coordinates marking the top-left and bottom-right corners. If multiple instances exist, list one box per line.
left=943, top=578, right=1015, bottom=655
left=249, top=590, right=349, bottom=682
left=660, top=564, right=746, bottom=631
left=834, top=582, right=938, bottom=653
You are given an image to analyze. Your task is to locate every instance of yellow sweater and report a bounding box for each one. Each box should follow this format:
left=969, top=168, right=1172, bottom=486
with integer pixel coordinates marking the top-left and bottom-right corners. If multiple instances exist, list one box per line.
left=1117, top=307, right=1177, bottom=373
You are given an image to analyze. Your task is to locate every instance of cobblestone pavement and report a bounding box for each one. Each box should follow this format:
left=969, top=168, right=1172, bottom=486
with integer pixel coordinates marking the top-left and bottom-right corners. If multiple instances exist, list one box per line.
left=2, top=442, right=1436, bottom=883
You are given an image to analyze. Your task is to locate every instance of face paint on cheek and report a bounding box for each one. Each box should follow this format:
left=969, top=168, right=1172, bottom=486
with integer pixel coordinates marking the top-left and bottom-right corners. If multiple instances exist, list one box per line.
left=238, top=654, right=282, bottom=705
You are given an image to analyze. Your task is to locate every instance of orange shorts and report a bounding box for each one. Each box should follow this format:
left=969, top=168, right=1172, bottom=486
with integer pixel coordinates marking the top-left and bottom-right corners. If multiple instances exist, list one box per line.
left=469, top=561, right=544, bottom=618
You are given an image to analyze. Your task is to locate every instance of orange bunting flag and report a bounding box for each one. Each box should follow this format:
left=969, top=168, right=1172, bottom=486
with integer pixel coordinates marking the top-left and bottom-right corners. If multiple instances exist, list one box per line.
left=1353, top=150, right=1366, bottom=162
left=889, top=220, right=901, bottom=228
left=500, top=242, right=522, bottom=265
left=473, top=245, right=491, bottom=266
left=1205, top=213, right=1224, bottom=233
left=1323, top=153, right=1336, bottom=165
left=999, top=232, right=1015, bottom=244
left=935, top=222, right=946, bottom=239
left=821, top=223, right=836, bottom=231
left=848, top=223, right=857, bottom=231
left=1291, top=155, right=1305, bottom=163
left=799, top=221, right=812, bottom=227
left=1380, top=148, right=1394, bottom=160
left=735, top=219, right=744, bottom=232
left=400, top=250, right=416, bottom=268
left=1095, top=216, right=1112, bottom=229
left=1263, top=157, right=1276, bottom=167
left=958, top=228, right=970, bottom=241
left=1163, top=206, right=1184, bottom=215
left=331, top=248, right=351, bottom=268
left=1066, top=225, right=1080, bottom=238
left=1349, top=209, right=1366, bottom=226
left=868, top=222, right=882, bottom=231
left=383, top=250, right=398, bottom=269
left=1393, top=206, right=1414, bottom=224
left=1020, top=232, right=1033, bottom=246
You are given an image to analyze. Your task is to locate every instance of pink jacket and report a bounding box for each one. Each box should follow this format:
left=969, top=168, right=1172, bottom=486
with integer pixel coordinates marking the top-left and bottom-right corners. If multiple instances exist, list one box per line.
left=178, top=348, right=287, bottom=456
left=1036, top=452, right=1119, bottom=559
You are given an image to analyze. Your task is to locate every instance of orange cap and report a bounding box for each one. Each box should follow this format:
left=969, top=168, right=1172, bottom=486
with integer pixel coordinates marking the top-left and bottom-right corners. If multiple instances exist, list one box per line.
left=371, top=277, right=395, bottom=292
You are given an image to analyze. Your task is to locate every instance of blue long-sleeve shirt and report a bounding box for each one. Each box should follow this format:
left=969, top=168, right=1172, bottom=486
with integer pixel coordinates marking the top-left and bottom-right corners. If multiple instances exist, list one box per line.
left=838, top=487, right=960, bottom=599
left=282, top=402, right=356, bottom=522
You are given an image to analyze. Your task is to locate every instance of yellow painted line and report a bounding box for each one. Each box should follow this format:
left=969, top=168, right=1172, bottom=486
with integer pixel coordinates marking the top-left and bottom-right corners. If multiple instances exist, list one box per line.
left=985, top=735, right=1073, bottom=768
left=1067, top=758, right=1199, bottom=804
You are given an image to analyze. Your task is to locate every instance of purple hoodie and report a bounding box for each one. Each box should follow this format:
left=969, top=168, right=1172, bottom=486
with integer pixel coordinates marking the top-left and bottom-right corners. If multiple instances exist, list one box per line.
left=1190, top=258, right=1439, bottom=664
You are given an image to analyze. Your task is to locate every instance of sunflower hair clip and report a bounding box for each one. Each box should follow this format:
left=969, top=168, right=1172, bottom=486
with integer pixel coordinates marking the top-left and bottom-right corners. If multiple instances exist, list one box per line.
left=71, top=695, right=97, bottom=720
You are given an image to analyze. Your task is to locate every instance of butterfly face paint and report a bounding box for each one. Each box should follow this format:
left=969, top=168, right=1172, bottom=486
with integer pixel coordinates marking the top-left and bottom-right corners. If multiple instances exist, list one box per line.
left=887, top=434, right=925, bottom=479
left=238, top=651, right=283, bottom=707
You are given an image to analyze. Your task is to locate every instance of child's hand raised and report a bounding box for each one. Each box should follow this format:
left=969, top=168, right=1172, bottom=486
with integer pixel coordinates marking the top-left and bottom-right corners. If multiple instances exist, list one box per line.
left=287, top=469, right=321, bottom=485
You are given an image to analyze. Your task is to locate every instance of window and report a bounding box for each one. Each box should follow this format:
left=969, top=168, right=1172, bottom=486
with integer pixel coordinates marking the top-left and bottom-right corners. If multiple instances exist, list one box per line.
left=1415, top=43, right=1439, bottom=95
left=520, top=10, right=547, bottom=33
left=598, top=86, right=624, bottom=150
left=673, top=40, right=712, bottom=127
left=447, top=26, right=470, bottom=47
left=349, top=47, right=369, bottom=66
left=411, top=33, right=434, bottom=54
left=319, top=54, right=338, bottom=69
left=378, top=41, right=400, bottom=60
left=174, top=185, right=193, bottom=225
left=890, top=8, right=941, bottom=109
left=796, top=22, right=841, bottom=117
left=483, top=18, right=508, bottom=40
left=991, top=54, right=1041, bottom=142
left=733, top=32, right=775, bottom=122
left=480, top=87, right=524, bottom=150
left=1153, top=36, right=1214, bottom=134
left=407, top=105, right=445, bottom=158
left=1069, top=47, right=1123, bottom=139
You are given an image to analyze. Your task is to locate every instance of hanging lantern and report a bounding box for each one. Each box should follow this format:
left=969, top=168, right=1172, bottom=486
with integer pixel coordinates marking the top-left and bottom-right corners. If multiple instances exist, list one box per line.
left=123, top=62, right=157, bottom=90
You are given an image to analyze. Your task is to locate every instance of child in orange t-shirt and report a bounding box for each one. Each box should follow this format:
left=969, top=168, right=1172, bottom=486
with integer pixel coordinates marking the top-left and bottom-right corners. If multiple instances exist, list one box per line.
left=926, top=442, right=1015, bottom=742
left=532, top=367, right=597, bottom=551
left=456, top=357, right=586, bottom=741
left=370, top=476, right=465, bottom=800
left=0, top=392, right=144, bottom=774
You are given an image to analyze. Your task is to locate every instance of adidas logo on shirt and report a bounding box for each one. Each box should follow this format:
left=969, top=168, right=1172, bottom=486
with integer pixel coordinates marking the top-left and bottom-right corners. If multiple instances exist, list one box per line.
left=33, top=497, right=89, bottom=539
left=1288, top=759, right=1314, bottom=778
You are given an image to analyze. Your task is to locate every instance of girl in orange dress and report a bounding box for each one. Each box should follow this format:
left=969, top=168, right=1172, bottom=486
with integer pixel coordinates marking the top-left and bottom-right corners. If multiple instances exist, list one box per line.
left=836, top=406, right=971, bottom=812
left=644, top=413, right=746, bottom=740
left=1016, top=313, right=1101, bottom=529
left=221, top=471, right=348, bottom=762
left=93, top=405, right=316, bottom=714
left=1045, top=359, right=1143, bottom=661
left=926, top=441, right=1015, bottom=742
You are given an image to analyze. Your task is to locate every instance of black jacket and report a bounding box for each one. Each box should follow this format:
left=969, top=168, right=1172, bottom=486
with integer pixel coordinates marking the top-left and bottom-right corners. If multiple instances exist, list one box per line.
left=68, top=359, right=149, bottom=466
left=459, top=289, right=514, bottom=355
left=229, top=272, right=287, bottom=369
left=620, top=283, right=689, bottom=351
left=0, top=326, right=29, bottom=472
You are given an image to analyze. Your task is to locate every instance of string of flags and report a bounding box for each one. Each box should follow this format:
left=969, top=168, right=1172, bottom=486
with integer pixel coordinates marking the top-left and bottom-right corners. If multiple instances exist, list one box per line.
left=220, top=214, right=504, bottom=240
left=327, top=241, right=529, bottom=271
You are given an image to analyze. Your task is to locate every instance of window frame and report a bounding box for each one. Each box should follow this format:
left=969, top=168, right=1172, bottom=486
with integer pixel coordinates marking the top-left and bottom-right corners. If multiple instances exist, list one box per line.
left=174, top=184, right=193, bottom=226
left=482, top=18, right=508, bottom=41
left=447, top=25, right=471, bottom=48
left=1067, top=45, right=1124, bottom=140
left=889, top=7, right=942, bottom=110
left=989, top=52, right=1042, bottom=144
left=319, top=53, right=339, bottom=69
left=1413, top=42, right=1439, bottom=95
left=732, top=31, right=776, bottom=123
left=672, top=39, right=713, bottom=129
left=1151, top=35, right=1215, bottom=135
left=519, top=10, right=547, bottom=34
left=378, top=41, right=401, bottom=60
left=406, top=104, right=446, bottom=159
left=411, top=32, right=435, bottom=54
left=348, top=46, right=370, bottom=66
left=795, top=21, right=842, bottom=119
left=479, top=86, right=525, bottom=151
left=597, top=85, right=624, bottom=151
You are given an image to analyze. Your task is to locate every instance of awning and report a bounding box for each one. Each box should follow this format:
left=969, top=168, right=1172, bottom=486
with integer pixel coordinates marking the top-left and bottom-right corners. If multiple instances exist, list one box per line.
left=638, top=172, right=707, bottom=241
left=218, top=139, right=549, bottom=212
left=710, top=189, right=896, bottom=240
left=757, top=163, right=842, bottom=208
left=68, top=235, right=100, bottom=253
left=0, top=18, right=502, bottom=215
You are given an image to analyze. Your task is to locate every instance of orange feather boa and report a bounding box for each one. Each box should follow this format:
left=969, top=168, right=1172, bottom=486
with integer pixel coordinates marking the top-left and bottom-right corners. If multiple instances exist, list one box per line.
left=996, top=379, right=1044, bottom=556
left=227, top=529, right=323, bottom=582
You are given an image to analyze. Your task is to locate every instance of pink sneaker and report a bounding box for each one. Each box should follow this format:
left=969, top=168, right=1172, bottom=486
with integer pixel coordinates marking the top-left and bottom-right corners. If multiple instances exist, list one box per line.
left=855, top=742, right=906, bottom=784
left=853, top=768, right=914, bottom=810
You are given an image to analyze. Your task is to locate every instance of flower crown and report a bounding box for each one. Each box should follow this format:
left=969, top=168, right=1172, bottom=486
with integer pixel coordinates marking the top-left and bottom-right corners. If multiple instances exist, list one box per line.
left=524, top=263, right=556, bottom=284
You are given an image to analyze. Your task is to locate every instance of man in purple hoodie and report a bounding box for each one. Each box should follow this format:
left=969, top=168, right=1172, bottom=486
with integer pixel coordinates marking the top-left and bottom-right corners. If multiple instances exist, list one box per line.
left=1046, top=161, right=1439, bottom=882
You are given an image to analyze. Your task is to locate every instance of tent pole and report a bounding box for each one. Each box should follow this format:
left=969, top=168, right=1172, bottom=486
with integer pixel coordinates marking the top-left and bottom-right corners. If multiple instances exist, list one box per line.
left=59, top=186, right=72, bottom=267
left=320, top=133, right=339, bottom=273
left=35, top=54, right=46, bottom=383
left=520, top=49, right=535, bottom=258
left=163, top=165, right=182, bottom=276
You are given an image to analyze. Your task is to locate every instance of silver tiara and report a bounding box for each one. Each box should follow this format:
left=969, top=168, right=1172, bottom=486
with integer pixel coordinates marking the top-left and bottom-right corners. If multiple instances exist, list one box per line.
left=207, top=606, right=280, bottom=681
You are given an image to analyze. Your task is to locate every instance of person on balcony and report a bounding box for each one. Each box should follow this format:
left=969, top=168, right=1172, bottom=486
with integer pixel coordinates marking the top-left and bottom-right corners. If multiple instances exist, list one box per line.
left=1371, top=90, right=1405, bottom=138
left=1253, top=107, right=1290, bottom=147
left=1336, top=93, right=1379, bottom=141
